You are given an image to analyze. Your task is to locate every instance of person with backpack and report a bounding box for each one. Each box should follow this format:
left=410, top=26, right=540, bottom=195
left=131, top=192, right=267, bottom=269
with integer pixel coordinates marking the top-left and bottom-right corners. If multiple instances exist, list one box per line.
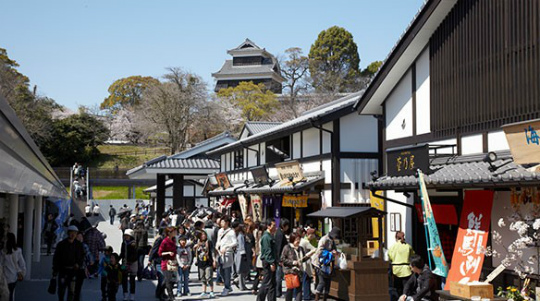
left=105, top=253, right=124, bottom=301
left=109, top=205, right=117, bottom=225
left=313, top=227, right=341, bottom=301
left=194, top=231, right=215, bottom=298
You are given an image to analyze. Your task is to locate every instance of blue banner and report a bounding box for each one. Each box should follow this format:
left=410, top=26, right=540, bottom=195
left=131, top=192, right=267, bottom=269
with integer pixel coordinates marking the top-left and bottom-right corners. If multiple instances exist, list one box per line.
left=418, top=170, right=449, bottom=277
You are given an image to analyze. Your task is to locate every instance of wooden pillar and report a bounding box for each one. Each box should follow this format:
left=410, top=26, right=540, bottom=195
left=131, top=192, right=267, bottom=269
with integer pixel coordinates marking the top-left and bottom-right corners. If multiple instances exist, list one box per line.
left=156, top=174, right=166, bottom=223
left=173, top=174, right=184, bottom=209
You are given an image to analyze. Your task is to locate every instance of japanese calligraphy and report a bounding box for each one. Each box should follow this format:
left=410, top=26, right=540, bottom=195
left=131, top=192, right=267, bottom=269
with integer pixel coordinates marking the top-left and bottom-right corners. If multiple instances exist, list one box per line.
left=457, top=212, right=485, bottom=278
left=396, top=154, right=416, bottom=172
left=525, top=125, right=540, bottom=145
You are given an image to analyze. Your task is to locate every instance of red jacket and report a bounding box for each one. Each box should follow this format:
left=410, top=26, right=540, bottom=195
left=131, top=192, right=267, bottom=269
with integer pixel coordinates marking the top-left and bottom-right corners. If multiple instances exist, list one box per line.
left=158, top=236, right=177, bottom=271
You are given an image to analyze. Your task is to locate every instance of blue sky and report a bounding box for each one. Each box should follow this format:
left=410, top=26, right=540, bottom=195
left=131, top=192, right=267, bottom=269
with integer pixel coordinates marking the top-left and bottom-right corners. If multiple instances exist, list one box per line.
left=1, top=0, right=425, bottom=110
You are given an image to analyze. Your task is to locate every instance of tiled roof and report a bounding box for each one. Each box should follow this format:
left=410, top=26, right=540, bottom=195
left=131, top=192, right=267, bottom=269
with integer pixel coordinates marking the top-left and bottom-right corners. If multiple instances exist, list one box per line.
left=212, top=60, right=278, bottom=77
left=207, top=91, right=363, bottom=156
left=368, top=151, right=540, bottom=190
left=208, top=174, right=324, bottom=196
left=147, top=158, right=219, bottom=170
left=244, top=122, right=282, bottom=135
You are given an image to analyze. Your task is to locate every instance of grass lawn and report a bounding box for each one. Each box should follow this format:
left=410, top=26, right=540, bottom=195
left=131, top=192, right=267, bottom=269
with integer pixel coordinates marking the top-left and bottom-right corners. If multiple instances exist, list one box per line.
left=89, top=145, right=170, bottom=169
left=92, top=186, right=150, bottom=200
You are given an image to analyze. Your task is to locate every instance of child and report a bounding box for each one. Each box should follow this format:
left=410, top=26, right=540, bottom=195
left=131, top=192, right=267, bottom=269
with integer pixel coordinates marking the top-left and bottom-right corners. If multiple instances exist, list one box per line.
left=177, top=235, right=193, bottom=297
left=195, top=231, right=215, bottom=298
left=105, top=253, right=124, bottom=301
left=98, top=246, right=114, bottom=301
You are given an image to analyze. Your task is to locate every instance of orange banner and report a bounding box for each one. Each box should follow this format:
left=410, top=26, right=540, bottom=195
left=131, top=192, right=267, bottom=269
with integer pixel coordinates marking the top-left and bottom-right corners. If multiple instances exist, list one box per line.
left=445, top=190, right=494, bottom=289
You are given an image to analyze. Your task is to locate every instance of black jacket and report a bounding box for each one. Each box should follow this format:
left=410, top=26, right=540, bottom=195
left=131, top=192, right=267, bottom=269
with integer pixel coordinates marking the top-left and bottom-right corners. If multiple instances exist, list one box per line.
left=403, top=265, right=438, bottom=301
left=274, top=228, right=287, bottom=263
left=149, top=236, right=163, bottom=264
left=53, top=238, right=85, bottom=274
left=120, top=239, right=138, bottom=264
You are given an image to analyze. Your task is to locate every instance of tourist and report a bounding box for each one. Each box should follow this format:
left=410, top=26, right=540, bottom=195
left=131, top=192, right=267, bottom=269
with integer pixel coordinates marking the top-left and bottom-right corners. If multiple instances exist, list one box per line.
left=2, top=233, right=26, bottom=301
left=83, top=223, right=106, bottom=277
left=98, top=245, right=114, bottom=301
left=120, top=214, right=130, bottom=234
left=313, top=227, right=341, bottom=301
left=257, top=218, right=278, bottom=301
left=176, top=235, right=192, bottom=297
left=275, top=218, right=290, bottom=298
left=159, top=226, right=178, bottom=301
left=109, top=205, right=117, bottom=225
left=299, top=228, right=317, bottom=301
left=93, top=203, right=101, bottom=216
left=105, top=253, right=123, bottom=301
left=281, top=233, right=307, bottom=301
left=85, top=204, right=91, bottom=217
left=194, top=231, right=215, bottom=298
left=75, top=232, right=94, bottom=301
left=53, top=225, right=85, bottom=301
left=159, top=213, right=170, bottom=229
left=389, top=231, right=415, bottom=297
left=252, top=222, right=265, bottom=295
left=216, top=215, right=237, bottom=296
left=120, top=229, right=138, bottom=300
left=134, top=221, right=148, bottom=282
left=399, top=255, right=438, bottom=301
left=233, top=221, right=249, bottom=291
left=148, top=228, right=165, bottom=299
left=43, top=213, right=58, bottom=256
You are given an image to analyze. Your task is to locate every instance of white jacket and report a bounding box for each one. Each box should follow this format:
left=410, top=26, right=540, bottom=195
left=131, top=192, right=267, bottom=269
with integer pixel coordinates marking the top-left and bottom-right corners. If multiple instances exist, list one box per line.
left=216, top=228, right=237, bottom=268
left=2, top=249, right=26, bottom=283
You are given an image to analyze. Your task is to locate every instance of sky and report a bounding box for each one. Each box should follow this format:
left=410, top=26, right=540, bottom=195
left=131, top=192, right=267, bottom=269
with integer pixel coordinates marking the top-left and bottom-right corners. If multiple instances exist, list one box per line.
left=1, top=0, right=425, bottom=110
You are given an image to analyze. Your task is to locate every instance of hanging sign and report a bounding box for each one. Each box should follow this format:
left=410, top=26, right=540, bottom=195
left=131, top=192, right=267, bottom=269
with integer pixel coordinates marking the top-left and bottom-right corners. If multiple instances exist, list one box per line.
left=275, top=161, right=304, bottom=182
left=238, top=195, right=249, bottom=220
left=215, top=173, right=231, bottom=189
left=387, top=145, right=429, bottom=177
left=262, top=195, right=273, bottom=207
left=418, top=170, right=449, bottom=277
left=250, top=166, right=271, bottom=185
left=250, top=194, right=263, bottom=222
left=445, top=190, right=494, bottom=289
left=282, top=195, right=308, bottom=208
left=503, top=119, right=540, bottom=164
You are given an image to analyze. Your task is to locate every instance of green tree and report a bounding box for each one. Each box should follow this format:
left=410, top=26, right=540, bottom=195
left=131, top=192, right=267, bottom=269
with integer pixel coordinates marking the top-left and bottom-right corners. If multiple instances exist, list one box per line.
left=308, top=26, right=361, bottom=93
left=361, top=60, right=383, bottom=78
left=217, top=81, right=279, bottom=121
left=42, top=110, right=109, bottom=166
left=281, top=47, right=310, bottom=118
left=100, top=76, right=159, bottom=111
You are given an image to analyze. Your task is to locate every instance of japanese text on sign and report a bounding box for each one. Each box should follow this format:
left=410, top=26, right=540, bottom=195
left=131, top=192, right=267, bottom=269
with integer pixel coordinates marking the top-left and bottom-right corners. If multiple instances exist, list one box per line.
left=525, top=125, right=540, bottom=145
left=457, top=212, right=484, bottom=277
left=396, top=152, right=416, bottom=173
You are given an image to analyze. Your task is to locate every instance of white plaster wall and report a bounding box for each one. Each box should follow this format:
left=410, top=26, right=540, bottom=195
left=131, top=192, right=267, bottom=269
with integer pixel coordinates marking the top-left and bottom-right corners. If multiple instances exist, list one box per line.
left=260, top=143, right=266, bottom=165
left=268, top=167, right=279, bottom=179
left=385, top=190, right=414, bottom=246
left=428, top=138, right=458, bottom=156
left=247, top=145, right=258, bottom=167
left=221, top=154, right=226, bottom=172
left=340, top=159, right=378, bottom=204
left=303, top=128, right=320, bottom=157
left=491, top=191, right=537, bottom=274
left=322, top=123, right=333, bottom=154
left=302, top=161, right=320, bottom=174
left=461, top=134, right=483, bottom=155
left=386, top=70, right=413, bottom=141
left=323, top=189, right=332, bottom=208
left=322, top=160, right=331, bottom=184
left=416, top=47, right=431, bottom=135
left=340, top=114, right=378, bottom=152
left=488, top=131, right=510, bottom=152
left=164, top=184, right=201, bottom=198
left=292, top=132, right=301, bottom=159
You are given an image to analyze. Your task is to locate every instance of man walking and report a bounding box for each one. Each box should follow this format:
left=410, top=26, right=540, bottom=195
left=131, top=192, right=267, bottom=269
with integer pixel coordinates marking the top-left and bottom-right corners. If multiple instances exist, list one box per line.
left=274, top=218, right=290, bottom=298
left=257, top=218, right=277, bottom=301
left=53, top=225, right=85, bottom=301
left=313, top=227, right=341, bottom=301
left=109, top=205, right=116, bottom=225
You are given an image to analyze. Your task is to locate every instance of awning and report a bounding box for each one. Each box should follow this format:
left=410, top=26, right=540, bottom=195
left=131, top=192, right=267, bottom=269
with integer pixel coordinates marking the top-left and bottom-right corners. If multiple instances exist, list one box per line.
left=308, top=207, right=386, bottom=219
left=208, top=174, right=324, bottom=196
left=367, top=151, right=540, bottom=190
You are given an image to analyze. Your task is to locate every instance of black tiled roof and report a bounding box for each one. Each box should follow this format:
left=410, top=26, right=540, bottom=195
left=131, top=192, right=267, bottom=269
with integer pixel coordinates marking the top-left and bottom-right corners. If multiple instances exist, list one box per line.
left=208, top=174, right=324, bottom=196
left=368, top=151, right=540, bottom=190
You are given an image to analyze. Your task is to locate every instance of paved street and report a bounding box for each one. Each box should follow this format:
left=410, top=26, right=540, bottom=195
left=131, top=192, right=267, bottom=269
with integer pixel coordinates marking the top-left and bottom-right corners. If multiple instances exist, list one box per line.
left=15, top=217, right=274, bottom=301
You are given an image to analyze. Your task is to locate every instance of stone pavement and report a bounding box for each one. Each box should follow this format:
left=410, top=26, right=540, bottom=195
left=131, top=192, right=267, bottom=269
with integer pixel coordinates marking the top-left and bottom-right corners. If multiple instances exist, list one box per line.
left=14, top=216, right=282, bottom=301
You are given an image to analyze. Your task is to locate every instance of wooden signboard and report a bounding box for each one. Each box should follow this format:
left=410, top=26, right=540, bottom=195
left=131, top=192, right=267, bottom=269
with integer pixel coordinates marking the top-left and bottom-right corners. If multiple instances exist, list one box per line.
left=215, top=173, right=231, bottom=189
left=282, top=195, right=308, bottom=208
left=250, top=166, right=270, bottom=185
left=275, top=161, right=304, bottom=182
left=503, top=119, right=540, bottom=164
left=386, top=145, right=429, bottom=177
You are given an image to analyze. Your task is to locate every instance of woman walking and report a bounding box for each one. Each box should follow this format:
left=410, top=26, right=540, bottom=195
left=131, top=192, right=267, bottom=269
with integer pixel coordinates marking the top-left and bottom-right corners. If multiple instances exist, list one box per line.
left=2, top=233, right=26, bottom=301
left=233, top=221, right=249, bottom=291
left=216, top=216, right=237, bottom=296
left=281, top=233, right=307, bottom=301
left=159, top=226, right=178, bottom=301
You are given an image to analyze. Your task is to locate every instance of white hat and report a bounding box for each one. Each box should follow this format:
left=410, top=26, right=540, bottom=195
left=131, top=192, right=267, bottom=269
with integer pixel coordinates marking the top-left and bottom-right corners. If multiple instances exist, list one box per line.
left=67, top=225, right=79, bottom=232
left=124, top=229, right=135, bottom=237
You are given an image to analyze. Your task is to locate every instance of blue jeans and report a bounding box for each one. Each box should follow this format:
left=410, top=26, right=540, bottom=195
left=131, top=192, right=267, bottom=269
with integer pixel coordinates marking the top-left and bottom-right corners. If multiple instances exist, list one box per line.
left=302, top=272, right=312, bottom=300
left=177, top=268, right=190, bottom=295
left=154, top=263, right=164, bottom=298
left=220, top=266, right=232, bottom=291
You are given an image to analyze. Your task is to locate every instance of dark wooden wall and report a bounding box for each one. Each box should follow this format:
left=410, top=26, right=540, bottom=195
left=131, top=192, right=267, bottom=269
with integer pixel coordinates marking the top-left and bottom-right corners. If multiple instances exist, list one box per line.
left=430, top=0, right=540, bottom=138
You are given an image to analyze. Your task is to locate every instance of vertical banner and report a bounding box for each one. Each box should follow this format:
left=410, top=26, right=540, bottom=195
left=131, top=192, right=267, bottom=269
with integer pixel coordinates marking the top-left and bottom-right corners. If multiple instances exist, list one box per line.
left=251, top=194, right=263, bottom=222
left=262, top=195, right=273, bottom=207
left=445, top=190, right=494, bottom=289
left=238, top=195, right=248, bottom=220
left=274, top=195, right=283, bottom=227
left=418, top=170, right=449, bottom=277
left=370, top=191, right=385, bottom=249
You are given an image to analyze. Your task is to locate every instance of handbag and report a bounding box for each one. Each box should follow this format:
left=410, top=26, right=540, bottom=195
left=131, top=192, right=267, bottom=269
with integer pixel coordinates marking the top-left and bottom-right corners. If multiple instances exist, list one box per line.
left=166, top=259, right=179, bottom=272
left=142, top=264, right=157, bottom=280
left=48, top=277, right=57, bottom=294
left=338, top=253, right=348, bottom=270
left=284, top=273, right=301, bottom=289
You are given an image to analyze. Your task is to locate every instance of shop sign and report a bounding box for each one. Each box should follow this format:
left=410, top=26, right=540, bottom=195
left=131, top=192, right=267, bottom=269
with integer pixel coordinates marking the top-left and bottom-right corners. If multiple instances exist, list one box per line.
left=387, top=145, right=429, bottom=177
left=445, top=190, right=494, bottom=289
left=238, top=195, right=249, bottom=220
left=275, top=161, right=304, bottom=182
left=282, top=195, right=308, bottom=208
left=250, top=166, right=271, bottom=185
left=215, top=173, right=231, bottom=189
left=250, top=194, right=263, bottom=222
left=503, top=119, right=540, bottom=164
